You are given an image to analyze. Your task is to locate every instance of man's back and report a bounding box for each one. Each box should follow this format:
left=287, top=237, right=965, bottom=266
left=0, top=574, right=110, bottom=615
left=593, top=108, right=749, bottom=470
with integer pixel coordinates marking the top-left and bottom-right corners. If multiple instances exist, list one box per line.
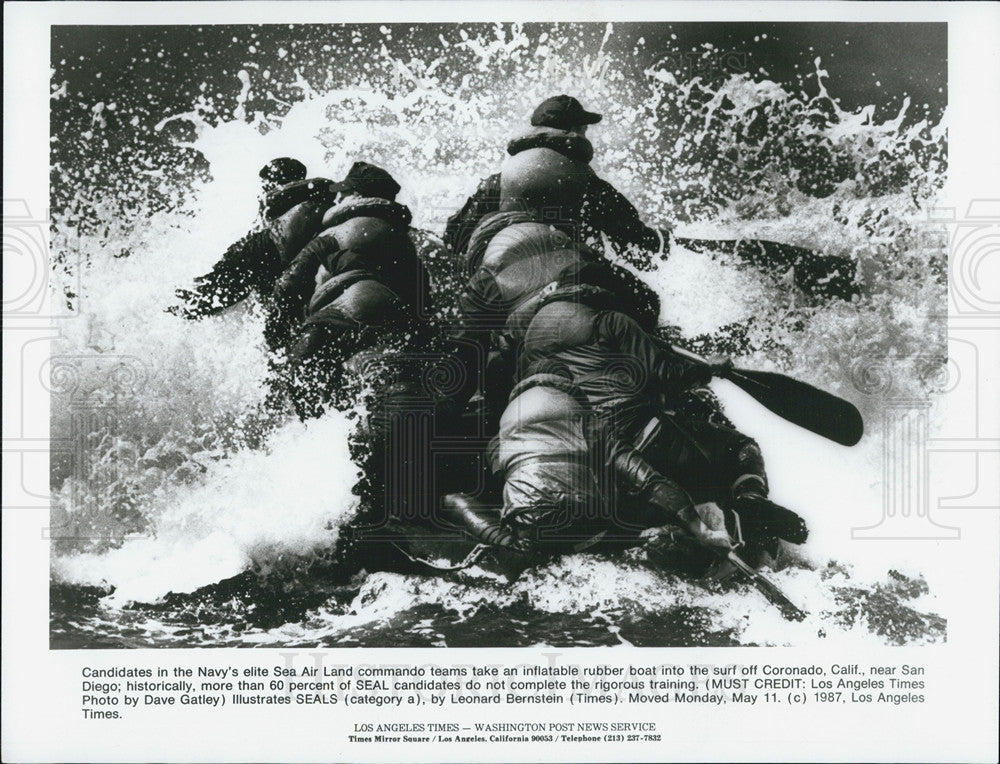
left=498, top=145, right=592, bottom=222
left=444, top=95, right=668, bottom=266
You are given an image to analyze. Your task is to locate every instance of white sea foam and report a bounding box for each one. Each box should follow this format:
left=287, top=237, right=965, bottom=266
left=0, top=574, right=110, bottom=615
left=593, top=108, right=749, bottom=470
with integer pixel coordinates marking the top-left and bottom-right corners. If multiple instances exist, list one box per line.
left=50, top=24, right=947, bottom=644
left=53, top=412, right=360, bottom=604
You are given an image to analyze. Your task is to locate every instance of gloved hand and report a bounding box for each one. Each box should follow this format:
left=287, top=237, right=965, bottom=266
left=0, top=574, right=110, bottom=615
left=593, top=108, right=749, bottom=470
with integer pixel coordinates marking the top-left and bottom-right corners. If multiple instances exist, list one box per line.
left=678, top=501, right=734, bottom=551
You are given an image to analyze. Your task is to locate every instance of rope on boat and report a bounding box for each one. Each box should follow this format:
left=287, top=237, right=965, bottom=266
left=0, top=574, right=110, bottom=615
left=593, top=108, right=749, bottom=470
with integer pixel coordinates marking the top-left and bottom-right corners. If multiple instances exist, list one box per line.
left=390, top=542, right=490, bottom=572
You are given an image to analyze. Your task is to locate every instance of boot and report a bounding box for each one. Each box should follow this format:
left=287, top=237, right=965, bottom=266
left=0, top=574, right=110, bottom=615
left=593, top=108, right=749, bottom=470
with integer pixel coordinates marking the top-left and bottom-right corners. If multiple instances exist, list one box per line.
left=440, top=494, right=528, bottom=551
left=731, top=490, right=809, bottom=546
left=727, top=441, right=807, bottom=545
left=611, top=442, right=695, bottom=529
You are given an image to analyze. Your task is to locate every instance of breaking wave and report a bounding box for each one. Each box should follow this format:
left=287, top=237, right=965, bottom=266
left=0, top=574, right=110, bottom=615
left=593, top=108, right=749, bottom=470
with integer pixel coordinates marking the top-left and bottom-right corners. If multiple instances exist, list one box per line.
left=49, top=23, right=947, bottom=646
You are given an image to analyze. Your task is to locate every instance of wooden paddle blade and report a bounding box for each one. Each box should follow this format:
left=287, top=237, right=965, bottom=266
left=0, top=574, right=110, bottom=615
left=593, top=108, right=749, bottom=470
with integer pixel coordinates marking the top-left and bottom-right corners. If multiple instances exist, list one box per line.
left=726, top=368, right=864, bottom=446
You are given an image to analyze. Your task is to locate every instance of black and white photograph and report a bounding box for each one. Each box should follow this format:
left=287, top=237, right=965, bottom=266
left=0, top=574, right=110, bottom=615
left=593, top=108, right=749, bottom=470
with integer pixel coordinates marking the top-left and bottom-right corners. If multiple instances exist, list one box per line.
left=44, top=18, right=951, bottom=648
left=3, top=2, right=999, bottom=762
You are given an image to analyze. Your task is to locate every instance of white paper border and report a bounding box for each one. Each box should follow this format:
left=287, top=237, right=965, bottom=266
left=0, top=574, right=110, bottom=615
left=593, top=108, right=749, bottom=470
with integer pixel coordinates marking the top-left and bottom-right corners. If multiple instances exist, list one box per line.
left=4, top=2, right=998, bottom=762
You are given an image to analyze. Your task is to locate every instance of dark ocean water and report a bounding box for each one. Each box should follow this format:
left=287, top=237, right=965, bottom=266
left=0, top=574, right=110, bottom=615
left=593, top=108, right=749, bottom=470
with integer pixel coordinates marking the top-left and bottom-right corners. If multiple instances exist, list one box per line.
left=49, top=22, right=948, bottom=648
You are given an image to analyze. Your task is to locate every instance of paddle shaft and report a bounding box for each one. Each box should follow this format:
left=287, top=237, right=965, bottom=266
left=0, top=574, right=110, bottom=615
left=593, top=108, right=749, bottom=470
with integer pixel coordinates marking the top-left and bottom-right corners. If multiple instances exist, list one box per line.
left=726, top=551, right=808, bottom=621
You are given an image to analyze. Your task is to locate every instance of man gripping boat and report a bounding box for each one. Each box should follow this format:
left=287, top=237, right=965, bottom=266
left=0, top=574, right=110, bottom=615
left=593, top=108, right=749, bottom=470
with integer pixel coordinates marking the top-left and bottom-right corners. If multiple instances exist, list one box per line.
left=273, top=161, right=433, bottom=420
left=446, top=94, right=856, bottom=299
left=166, top=101, right=859, bottom=616
left=440, top=361, right=735, bottom=559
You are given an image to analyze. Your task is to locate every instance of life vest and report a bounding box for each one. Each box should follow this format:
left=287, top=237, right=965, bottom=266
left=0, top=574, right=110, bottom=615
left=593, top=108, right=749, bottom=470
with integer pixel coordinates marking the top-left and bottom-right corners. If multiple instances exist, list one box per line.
left=518, top=301, right=691, bottom=436
left=482, top=222, right=581, bottom=290
left=268, top=201, right=327, bottom=266
left=462, top=209, right=537, bottom=276
left=308, top=196, right=426, bottom=316
left=475, top=221, right=593, bottom=306
left=499, top=149, right=592, bottom=220
left=315, top=197, right=413, bottom=273
left=521, top=300, right=602, bottom=365
left=305, top=269, right=407, bottom=327
left=462, top=217, right=651, bottom=352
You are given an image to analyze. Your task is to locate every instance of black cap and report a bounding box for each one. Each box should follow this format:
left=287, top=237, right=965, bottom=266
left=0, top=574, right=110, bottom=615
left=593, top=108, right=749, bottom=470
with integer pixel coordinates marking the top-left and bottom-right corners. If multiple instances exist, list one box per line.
left=530, top=95, right=602, bottom=130
left=330, top=161, right=401, bottom=200
left=259, top=157, right=307, bottom=188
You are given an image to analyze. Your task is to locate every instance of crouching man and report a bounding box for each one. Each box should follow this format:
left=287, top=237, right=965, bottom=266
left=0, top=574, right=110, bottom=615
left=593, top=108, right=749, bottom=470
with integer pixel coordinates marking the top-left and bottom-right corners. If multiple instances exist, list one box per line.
left=273, top=161, right=433, bottom=419
left=441, top=362, right=733, bottom=562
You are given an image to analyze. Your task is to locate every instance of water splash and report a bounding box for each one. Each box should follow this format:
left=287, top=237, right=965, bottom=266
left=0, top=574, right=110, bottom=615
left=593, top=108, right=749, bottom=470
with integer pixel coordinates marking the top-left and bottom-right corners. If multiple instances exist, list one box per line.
left=53, top=413, right=360, bottom=604
left=49, top=23, right=946, bottom=646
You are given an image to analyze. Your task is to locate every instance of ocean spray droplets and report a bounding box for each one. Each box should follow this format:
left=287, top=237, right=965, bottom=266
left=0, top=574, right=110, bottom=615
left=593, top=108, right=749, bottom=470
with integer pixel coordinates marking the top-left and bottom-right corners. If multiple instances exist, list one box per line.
left=49, top=25, right=945, bottom=644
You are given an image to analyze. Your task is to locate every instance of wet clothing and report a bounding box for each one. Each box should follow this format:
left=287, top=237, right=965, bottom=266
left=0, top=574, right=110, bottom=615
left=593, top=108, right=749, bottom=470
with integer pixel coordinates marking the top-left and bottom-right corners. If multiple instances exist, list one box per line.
left=445, top=127, right=669, bottom=269
left=491, top=372, right=607, bottom=548
left=273, top=196, right=432, bottom=420
left=173, top=199, right=328, bottom=353
left=274, top=196, right=431, bottom=324
left=519, top=300, right=768, bottom=504
left=497, top=131, right=593, bottom=228
left=461, top=209, right=539, bottom=277
left=622, top=415, right=768, bottom=505
left=449, top=217, right=661, bottom=410
left=521, top=301, right=708, bottom=435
